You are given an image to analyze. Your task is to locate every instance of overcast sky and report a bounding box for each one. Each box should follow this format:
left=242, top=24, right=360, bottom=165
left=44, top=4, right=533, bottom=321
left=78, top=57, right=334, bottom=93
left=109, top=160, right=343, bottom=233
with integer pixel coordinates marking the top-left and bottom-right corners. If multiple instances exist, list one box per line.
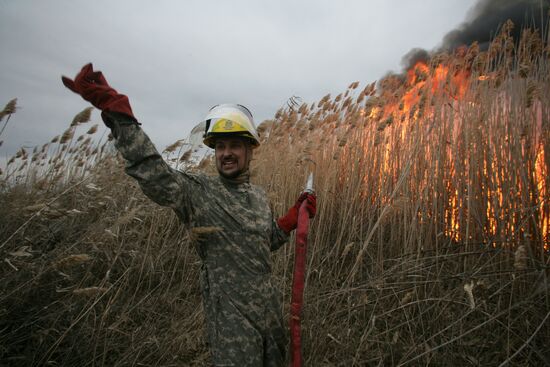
left=0, top=0, right=478, bottom=158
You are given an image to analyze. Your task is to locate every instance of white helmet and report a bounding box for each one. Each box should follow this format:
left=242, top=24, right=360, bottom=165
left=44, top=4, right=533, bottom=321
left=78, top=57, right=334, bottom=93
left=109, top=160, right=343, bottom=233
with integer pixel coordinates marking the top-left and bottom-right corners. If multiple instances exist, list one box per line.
left=202, top=104, right=260, bottom=148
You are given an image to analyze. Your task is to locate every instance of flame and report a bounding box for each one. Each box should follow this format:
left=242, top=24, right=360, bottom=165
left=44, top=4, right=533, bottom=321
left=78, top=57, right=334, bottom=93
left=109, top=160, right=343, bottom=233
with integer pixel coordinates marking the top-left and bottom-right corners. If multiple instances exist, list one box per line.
left=357, top=55, right=548, bottom=249
left=535, top=144, right=548, bottom=246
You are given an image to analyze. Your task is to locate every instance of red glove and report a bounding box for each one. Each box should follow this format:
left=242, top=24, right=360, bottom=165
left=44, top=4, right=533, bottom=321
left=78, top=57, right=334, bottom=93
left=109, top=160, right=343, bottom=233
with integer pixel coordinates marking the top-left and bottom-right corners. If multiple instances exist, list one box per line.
left=277, top=192, right=316, bottom=234
left=62, top=63, right=137, bottom=125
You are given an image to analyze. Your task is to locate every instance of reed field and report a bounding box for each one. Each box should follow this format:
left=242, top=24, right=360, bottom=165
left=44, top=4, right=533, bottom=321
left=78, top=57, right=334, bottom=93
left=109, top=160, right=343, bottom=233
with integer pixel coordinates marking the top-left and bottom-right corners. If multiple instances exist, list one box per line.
left=1, top=22, right=549, bottom=366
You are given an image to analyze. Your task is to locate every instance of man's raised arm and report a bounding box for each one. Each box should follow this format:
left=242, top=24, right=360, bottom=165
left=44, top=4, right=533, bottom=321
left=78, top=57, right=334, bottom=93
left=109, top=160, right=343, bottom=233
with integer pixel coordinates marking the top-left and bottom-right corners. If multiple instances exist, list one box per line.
left=61, top=63, right=190, bottom=211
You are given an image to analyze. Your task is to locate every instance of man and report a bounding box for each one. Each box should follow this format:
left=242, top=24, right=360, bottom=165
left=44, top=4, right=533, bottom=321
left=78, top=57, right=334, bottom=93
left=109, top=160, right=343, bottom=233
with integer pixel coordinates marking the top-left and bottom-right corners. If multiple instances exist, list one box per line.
left=62, top=64, right=316, bottom=366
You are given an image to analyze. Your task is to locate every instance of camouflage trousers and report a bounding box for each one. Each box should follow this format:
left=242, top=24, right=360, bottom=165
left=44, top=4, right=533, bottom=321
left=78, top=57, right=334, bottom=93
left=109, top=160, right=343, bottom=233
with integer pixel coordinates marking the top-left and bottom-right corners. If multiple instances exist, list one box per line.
left=201, top=268, right=287, bottom=366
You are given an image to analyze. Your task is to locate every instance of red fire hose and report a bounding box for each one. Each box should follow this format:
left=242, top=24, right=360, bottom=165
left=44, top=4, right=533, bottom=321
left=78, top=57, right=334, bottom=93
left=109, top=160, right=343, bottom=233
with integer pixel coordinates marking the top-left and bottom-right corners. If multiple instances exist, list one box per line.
left=289, top=200, right=311, bottom=367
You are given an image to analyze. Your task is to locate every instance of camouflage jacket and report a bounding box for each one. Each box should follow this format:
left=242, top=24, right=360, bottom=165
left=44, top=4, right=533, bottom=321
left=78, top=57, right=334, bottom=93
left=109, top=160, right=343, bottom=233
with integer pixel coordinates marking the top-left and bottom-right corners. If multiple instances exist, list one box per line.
left=109, top=115, right=289, bottom=295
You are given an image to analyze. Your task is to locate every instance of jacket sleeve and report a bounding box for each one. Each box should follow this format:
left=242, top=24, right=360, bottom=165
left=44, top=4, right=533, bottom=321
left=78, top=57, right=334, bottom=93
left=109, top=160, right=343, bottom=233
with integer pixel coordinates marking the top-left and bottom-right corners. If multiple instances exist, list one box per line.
left=106, top=113, right=195, bottom=217
left=270, top=217, right=290, bottom=251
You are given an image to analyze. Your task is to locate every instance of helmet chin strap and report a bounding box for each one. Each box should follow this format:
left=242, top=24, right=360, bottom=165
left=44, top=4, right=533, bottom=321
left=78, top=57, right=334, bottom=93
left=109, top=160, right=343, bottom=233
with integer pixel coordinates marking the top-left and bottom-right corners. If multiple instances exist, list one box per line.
left=245, top=144, right=253, bottom=170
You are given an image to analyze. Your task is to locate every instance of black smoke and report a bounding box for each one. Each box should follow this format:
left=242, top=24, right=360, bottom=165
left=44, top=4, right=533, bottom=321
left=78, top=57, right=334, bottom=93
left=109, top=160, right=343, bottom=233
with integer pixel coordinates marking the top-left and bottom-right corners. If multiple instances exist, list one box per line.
left=401, top=48, right=430, bottom=71
left=401, top=0, right=550, bottom=71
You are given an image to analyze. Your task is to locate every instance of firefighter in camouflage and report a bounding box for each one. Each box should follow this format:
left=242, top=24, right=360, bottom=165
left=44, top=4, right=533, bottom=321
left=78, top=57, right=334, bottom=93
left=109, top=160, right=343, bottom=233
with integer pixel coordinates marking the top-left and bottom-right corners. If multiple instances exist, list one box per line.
left=62, top=64, right=317, bottom=367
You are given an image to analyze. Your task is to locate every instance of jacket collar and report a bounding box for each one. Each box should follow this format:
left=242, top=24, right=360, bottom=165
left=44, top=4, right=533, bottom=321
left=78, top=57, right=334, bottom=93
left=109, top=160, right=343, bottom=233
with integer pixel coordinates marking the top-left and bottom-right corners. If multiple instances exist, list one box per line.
left=219, top=170, right=250, bottom=187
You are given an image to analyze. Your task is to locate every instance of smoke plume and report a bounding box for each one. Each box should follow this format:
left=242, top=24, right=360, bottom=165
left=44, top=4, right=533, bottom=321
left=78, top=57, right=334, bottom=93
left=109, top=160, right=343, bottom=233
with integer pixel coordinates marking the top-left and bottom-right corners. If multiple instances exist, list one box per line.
left=401, top=0, right=549, bottom=70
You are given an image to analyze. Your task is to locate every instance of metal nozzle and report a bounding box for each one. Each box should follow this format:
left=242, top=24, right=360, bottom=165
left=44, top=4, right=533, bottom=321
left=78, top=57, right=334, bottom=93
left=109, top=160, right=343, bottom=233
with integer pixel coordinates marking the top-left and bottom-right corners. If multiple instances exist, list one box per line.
left=304, top=172, right=314, bottom=194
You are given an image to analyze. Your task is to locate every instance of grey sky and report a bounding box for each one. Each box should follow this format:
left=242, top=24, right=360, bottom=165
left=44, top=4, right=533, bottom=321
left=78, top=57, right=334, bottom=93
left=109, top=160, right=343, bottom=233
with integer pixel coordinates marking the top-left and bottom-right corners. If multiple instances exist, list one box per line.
left=1, top=0, right=478, bottom=158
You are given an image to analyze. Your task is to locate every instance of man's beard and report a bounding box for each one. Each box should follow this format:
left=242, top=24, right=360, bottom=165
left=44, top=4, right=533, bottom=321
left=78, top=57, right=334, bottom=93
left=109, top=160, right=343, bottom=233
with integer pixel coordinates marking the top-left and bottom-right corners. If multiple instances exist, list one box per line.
left=217, top=167, right=242, bottom=179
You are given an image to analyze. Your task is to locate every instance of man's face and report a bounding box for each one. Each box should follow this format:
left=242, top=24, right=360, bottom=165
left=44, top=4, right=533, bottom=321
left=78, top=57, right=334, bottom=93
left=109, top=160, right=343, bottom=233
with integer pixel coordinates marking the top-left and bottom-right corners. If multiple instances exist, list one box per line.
left=214, top=137, right=250, bottom=179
